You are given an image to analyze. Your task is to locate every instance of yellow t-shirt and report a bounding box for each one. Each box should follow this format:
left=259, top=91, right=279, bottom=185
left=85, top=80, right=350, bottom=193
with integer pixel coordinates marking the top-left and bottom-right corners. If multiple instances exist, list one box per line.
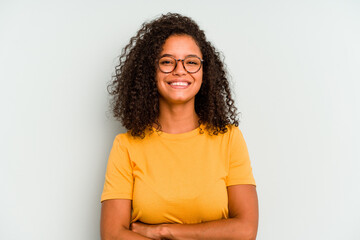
left=101, top=124, right=256, bottom=224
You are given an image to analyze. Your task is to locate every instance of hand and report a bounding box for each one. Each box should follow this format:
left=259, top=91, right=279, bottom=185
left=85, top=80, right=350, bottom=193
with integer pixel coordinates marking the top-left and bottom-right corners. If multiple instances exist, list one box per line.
left=131, top=222, right=171, bottom=240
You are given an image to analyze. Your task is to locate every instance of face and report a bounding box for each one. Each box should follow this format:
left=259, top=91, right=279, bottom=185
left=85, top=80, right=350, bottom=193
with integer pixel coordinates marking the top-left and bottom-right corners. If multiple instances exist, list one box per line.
left=156, top=35, right=203, bottom=106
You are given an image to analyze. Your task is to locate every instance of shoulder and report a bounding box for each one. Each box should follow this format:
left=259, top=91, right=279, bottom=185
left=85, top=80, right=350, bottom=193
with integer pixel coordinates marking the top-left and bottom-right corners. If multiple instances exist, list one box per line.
left=198, top=124, right=244, bottom=146
left=112, top=132, right=132, bottom=151
left=224, top=124, right=243, bottom=137
left=222, top=124, right=247, bottom=146
left=113, top=129, right=154, bottom=149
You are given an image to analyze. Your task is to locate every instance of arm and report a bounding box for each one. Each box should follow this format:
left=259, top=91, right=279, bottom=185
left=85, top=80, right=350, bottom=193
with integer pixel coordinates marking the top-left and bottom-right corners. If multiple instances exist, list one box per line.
left=101, top=199, right=153, bottom=240
left=132, top=184, right=258, bottom=240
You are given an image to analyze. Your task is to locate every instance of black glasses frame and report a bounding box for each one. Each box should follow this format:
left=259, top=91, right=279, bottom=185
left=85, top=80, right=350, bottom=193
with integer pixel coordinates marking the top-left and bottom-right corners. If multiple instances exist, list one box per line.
left=157, top=55, right=204, bottom=74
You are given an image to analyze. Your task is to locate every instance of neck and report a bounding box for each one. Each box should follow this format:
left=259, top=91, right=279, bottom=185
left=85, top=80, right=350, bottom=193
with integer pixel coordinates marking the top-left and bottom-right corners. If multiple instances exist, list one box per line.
left=156, top=98, right=200, bottom=134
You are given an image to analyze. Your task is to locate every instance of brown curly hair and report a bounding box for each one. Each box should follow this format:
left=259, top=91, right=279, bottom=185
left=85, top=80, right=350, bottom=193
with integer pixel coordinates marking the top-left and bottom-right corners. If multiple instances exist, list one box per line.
left=107, top=13, right=239, bottom=138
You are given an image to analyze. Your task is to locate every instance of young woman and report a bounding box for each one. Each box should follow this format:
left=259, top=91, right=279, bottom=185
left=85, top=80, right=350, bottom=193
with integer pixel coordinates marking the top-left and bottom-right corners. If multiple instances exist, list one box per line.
left=101, top=13, right=258, bottom=240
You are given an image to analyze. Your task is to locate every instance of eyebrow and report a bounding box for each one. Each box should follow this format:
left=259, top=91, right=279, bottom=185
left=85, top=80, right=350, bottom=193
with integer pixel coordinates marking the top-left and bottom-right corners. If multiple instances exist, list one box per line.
left=160, top=54, right=201, bottom=59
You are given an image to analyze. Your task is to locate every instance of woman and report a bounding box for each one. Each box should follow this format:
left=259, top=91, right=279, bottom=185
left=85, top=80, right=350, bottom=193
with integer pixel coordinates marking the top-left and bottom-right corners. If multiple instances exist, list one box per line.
left=101, top=13, right=258, bottom=240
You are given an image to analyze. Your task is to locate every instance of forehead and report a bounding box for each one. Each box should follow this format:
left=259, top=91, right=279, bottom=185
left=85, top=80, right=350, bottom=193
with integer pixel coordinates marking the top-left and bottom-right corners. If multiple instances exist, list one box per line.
left=160, top=35, right=202, bottom=58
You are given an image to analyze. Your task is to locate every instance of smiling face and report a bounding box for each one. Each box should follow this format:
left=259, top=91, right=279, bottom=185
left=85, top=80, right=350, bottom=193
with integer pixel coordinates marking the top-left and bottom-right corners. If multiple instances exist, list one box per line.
left=156, top=34, right=203, bottom=106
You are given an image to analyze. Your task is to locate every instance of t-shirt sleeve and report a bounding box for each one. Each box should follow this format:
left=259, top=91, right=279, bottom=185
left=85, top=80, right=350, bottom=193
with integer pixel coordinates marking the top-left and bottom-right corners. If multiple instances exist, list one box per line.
left=100, top=135, right=133, bottom=202
left=226, top=126, right=256, bottom=186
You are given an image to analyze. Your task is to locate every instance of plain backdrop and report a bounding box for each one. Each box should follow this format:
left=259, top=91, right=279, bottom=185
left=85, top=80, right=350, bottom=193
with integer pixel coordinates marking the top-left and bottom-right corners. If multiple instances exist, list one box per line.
left=1, top=0, right=359, bottom=239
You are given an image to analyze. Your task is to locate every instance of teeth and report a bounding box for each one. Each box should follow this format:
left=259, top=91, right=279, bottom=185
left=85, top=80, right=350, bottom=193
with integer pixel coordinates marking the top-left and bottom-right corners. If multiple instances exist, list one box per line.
left=169, top=82, right=189, bottom=86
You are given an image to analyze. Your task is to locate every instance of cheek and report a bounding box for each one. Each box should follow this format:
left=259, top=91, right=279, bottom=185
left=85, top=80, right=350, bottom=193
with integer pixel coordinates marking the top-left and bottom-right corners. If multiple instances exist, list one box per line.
left=155, top=72, right=162, bottom=86
left=196, top=72, right=203, bottom=85
left=155, top=72, right=167, bottom=93
left=155, top=69, right=167, bottom=81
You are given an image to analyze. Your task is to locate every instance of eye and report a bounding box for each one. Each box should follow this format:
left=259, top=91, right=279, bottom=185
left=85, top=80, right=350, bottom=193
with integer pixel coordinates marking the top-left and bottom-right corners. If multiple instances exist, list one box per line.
left=159, top=57, right=175, bottom=65
left=185, top=58, right=200, bottom=65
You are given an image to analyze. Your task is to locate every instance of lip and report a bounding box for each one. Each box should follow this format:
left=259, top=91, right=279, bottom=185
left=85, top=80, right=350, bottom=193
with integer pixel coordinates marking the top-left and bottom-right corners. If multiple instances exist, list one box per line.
left=166, top=79, right=192, bottom=84
left=166, top=80, right=191, bottom=89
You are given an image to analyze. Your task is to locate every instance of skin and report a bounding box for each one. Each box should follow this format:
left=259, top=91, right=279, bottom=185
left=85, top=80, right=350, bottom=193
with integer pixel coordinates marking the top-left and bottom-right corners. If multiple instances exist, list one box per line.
left=155, top=34, right=203, bottom=134
left=100, top=34, right=259, bottom=240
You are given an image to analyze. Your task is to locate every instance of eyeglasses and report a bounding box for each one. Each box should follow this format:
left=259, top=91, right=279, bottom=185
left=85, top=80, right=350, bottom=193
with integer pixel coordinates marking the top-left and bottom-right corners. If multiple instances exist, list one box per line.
left=157, top=55, right=204, bottom=74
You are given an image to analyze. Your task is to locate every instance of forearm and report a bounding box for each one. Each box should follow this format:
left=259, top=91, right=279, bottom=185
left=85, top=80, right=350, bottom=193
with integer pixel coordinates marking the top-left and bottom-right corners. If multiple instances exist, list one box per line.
left=102, top=228, right=153, bottom=240
left=162, top=218, right=257, bottom=240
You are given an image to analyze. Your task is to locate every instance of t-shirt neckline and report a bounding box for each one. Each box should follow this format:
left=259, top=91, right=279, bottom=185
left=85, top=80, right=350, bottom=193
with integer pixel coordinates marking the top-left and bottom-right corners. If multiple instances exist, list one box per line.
left=152, top=124, right=204, bottom=140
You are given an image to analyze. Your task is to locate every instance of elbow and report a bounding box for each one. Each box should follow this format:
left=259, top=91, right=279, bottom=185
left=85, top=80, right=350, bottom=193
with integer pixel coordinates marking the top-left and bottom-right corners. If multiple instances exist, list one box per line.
left=239, top=226, right=257, bottom=240
left=101, top=226, right=128, bottom=240
left=233, top=220, right=257, bottom=240
left=101, top=231, right=119, bottom=240
left=235, top=230, right=256, bottom=240
left=244, top=231, right=257, bottom=240
left=101, top=233, right=124, bottom=240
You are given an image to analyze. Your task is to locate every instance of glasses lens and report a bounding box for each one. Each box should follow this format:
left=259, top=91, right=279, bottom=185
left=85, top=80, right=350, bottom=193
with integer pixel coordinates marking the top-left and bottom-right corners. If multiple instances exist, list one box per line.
left=184, top=57, right=201, bottom=73
left=158, top=57, right=176, bottom=73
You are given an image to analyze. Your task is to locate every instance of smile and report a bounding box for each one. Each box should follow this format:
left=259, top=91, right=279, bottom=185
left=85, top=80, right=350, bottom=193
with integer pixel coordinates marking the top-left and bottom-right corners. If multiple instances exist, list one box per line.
left=169, top=82, right=190, bottom=86
left=167, top=81, right=191, bottom=89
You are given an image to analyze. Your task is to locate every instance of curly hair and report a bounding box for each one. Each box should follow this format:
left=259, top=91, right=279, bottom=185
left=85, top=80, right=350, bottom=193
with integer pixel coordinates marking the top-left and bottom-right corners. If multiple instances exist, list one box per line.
left=107, top=13, right=239, bottom=138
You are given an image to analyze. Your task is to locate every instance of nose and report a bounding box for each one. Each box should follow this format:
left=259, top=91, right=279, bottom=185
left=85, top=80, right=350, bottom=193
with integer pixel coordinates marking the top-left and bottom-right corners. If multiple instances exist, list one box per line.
left=172, top=60, right=187, bottom=75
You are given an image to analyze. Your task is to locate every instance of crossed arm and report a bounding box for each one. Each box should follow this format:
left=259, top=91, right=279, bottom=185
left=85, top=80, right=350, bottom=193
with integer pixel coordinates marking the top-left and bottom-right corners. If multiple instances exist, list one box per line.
left=100, top=184, right=258, bottom=240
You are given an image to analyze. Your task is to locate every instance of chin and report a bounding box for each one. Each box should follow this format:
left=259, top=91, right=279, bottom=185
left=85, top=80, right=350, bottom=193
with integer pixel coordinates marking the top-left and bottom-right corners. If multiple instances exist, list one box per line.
left=161, top=96, right=194, bottom=105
